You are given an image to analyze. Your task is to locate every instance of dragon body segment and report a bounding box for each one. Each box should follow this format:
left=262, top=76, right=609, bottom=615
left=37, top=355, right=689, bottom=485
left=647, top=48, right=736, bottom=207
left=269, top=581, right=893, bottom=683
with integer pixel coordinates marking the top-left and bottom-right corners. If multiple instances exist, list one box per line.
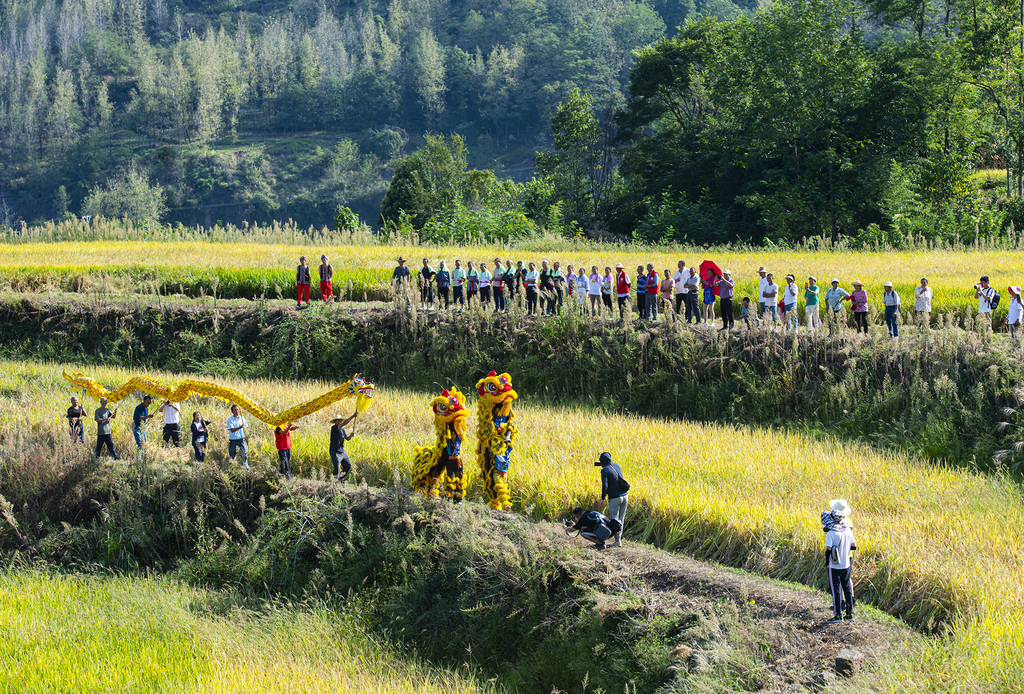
left=412, top=387, right=469, bottom=501
left=475, top=371, right=517, bottom=510
left=63, top=371, right=374, bottom=426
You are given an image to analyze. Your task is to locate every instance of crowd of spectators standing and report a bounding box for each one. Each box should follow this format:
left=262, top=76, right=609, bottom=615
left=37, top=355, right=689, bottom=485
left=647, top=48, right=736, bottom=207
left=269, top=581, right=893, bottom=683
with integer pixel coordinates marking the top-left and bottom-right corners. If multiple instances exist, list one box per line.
left=386, top=257, right=1023, bottom=338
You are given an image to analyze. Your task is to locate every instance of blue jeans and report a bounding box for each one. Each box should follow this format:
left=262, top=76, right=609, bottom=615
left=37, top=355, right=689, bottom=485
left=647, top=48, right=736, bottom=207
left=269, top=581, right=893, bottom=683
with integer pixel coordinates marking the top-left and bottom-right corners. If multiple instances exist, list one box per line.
left=885, top=306, right=899, bottom=337
left=229, top=439, right=248, bottom=466
left=784, top=303, right=797, bottom=332
left=133, top=427, right=146, bottom=448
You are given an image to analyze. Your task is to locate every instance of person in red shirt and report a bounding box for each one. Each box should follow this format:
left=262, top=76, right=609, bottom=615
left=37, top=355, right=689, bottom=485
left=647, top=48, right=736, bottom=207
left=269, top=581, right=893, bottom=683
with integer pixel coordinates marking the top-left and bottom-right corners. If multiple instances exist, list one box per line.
left=614, top=263, right=631, bottom=320
left=645, top=264, right=660, bottom=320
left=274, top=423, right=300, bottom=480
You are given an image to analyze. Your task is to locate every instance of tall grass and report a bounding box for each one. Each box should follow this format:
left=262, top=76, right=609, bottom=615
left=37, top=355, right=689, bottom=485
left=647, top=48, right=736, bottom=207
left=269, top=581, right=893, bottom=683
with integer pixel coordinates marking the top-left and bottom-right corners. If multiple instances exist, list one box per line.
left=0, top=569, right=495, bottom=693
left=1, top=359, right=1022, bottom=691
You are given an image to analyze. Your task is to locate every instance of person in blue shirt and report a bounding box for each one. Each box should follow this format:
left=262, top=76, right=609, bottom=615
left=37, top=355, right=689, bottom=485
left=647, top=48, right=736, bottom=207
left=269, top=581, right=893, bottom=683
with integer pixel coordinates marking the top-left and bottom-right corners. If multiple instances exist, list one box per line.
left=132, top=395, right=153, bottom=449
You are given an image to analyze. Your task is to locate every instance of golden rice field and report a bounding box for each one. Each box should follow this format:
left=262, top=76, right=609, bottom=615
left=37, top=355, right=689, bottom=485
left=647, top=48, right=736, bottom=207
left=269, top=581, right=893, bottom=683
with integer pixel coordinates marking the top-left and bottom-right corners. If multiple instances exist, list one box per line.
left=2, top=360, right=1022, bottom=692
left=1, top=240, right=1022, bottom=315
left=0, top=570, right=492, bottom=694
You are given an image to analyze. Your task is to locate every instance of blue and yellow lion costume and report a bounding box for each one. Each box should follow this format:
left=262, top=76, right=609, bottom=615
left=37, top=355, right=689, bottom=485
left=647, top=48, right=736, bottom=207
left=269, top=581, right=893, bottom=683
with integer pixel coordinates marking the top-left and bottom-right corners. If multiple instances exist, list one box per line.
left=411, top=387, right=469, bottom=501
left=475, top=371, right=518, bottom=510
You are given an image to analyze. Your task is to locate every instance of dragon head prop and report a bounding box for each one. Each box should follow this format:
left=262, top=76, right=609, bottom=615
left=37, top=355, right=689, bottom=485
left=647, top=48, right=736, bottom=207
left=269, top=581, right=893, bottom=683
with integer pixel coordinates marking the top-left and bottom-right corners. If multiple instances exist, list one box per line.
left=346, top=373, right=376, bottom=412
left=476, top=371, right=517, bottom=407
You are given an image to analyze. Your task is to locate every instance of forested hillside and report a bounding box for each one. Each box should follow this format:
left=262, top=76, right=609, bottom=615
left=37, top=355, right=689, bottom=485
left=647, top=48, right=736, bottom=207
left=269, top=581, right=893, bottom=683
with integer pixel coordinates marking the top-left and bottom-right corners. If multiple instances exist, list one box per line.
left=0, top=0, right=747, bottom=226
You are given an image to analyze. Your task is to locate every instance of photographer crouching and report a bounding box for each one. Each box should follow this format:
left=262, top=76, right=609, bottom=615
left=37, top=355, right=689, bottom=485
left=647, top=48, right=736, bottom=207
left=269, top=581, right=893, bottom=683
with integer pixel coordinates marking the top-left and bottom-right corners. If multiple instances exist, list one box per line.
left=563, top=507, right=621, bottom=551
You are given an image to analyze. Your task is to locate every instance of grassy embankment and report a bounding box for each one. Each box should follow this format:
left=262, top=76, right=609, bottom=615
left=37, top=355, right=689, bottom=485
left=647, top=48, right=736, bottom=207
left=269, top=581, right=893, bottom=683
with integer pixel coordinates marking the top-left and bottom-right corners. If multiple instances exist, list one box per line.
left=0, top=570, right=493, bottom=694
left=2, top=227, right=1024, bottom=321
left=2, top=360, right=1022, bottom=692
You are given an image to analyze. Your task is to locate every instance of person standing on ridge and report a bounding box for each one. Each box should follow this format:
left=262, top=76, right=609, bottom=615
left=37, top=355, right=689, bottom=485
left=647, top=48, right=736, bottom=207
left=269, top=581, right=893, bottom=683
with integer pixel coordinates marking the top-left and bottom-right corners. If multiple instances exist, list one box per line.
left=296, top=256, right=312, bottom=308
left=330, top=412, right=358, bottom=482
left=94, top=397, right=118, bottom=459
left=596, top=451, right=630, bottom=548
left=66, top=395, right=85, bottom=444
left=319, top=254, right=334, bottom=302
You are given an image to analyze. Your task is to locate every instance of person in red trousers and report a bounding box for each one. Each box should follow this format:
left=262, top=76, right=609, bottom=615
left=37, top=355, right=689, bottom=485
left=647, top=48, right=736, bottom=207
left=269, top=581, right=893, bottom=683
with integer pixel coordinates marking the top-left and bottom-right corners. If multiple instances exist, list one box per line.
left=296, top=256, right=311, bottom=307
left=319, top=254, right=334, bottom=302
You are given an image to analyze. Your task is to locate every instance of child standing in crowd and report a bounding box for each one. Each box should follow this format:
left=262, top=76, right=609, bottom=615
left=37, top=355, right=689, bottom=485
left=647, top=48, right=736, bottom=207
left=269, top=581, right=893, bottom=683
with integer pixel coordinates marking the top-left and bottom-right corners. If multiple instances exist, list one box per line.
left=882, top=281, right=900, bottom=337
left=274, top=423, right=300, bottom=481
left=635, top=265, right=647, bottom=318
left=296, top=256, right=312, bottom=308
left=843, top=280, right=869, bottom=333
left=319, top=255, right=334, bottom=302
left=702, top=267, right=717, bottom=326
left=804, top=276, right=820, bottom=333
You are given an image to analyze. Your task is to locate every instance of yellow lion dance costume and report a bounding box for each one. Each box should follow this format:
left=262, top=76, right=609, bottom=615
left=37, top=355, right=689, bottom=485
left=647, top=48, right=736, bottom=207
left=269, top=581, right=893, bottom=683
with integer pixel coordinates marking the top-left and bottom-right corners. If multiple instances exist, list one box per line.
left=475, top=371, right=517, bottom=510
left=411, top=387, right=469, bottom=501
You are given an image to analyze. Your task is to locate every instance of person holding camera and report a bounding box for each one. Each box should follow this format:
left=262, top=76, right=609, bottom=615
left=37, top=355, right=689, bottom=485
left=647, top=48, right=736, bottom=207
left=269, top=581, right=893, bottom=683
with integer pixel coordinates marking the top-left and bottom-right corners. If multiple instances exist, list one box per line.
left=596, top=451, right=630, bottom=547
left=975, top=276, right=996, bottom=335
left=564, top=507, right=618, bottom=551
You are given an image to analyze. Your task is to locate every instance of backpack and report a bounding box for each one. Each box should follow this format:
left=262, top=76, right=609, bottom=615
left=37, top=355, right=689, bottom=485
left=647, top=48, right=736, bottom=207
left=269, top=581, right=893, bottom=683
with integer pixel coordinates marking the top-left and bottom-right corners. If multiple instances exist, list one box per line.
left=991, top=290, right=1001, bottom=310
left=607, top=517, right=623, bottom=534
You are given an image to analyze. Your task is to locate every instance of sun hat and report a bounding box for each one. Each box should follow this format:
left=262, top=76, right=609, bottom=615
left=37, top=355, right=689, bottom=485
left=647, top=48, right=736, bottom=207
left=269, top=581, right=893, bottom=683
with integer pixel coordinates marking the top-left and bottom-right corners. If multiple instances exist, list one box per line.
left=829, top=498, right=852, bottom=516
left=1010, top=285, right=1022, bottom=296
left=853, top=279, right=863, bottom=286
left=785, top=274, right=795, bottom=280
left=884, top=281, right=893, bottom=287
left=757, top=266, right=766, bottom=273
left=809, top=276, right=816, bottom=282
left=398, top=257, right=406, bottom=263
left=331, top=414, right=347, bottom=422
left=723, top=269, right=732, bottom=275
left=615, top=262, right=623, bottom=268
left=831, top=278, right=840, bottom=284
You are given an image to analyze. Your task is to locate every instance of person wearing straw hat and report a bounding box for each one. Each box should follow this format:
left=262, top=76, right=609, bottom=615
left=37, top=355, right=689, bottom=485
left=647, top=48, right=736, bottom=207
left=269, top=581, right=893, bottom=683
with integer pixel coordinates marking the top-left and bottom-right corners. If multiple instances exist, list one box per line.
left=804, top=276, right=820, bottom=333
left=882, top=281, right=901, bottom=338
left=718, top=269, right=735, bottom=331
left=824, top=498, right=857, bottom=623
left=842, top=280, right=869, bottom=334
left=329, top=411, right=358, bottom=482
left=824, top=278, right=849, bottom=335
left=1006, top=286, right=1023, bottom=339
left=914, top=277, right=932, bottom=332
left=392, top=257, right=412, bottom=309
left=756, top=266, right=769, bottom=326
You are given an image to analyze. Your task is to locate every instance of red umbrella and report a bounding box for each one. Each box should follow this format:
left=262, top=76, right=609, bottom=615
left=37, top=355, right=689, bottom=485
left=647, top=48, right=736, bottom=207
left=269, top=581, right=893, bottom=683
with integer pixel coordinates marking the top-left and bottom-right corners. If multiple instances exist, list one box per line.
left=699, top=260, right=723, bottom=296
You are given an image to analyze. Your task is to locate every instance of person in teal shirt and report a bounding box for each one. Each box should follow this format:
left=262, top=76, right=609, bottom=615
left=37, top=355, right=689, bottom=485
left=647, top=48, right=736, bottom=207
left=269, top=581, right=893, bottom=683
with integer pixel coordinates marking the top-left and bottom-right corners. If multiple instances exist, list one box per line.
left=452, top=259, right=467, bottom=309
left=804, top=276, right=820, bottom=333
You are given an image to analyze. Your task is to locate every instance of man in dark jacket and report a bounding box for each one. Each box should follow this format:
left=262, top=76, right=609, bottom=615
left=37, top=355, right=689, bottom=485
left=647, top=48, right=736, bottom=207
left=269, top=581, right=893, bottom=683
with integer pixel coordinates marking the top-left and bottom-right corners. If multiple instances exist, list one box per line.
left=565, top=507, right=614, bottom=550
left=596, top=451, right=629, bottom=547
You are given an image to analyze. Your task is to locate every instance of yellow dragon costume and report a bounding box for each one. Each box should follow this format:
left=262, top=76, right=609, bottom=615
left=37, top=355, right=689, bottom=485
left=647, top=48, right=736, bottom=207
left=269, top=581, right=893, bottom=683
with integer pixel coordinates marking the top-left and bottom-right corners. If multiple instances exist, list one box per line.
left=411, top=387, right=469, bottom=501
left=475, top=371, right=517, bottom=510
left=63, top=371, right=375, bottom=426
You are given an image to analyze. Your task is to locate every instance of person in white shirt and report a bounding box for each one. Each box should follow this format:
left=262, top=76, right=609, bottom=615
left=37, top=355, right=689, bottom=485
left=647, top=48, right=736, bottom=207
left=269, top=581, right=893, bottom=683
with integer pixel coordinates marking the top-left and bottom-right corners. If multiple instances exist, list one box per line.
left=882, top=281, right=901, bottom=338
left=783, top=274, right=799, bottom=333
left=452, top=259, right=467, bottom=309
left=576, top=267, right=588, bottom=307
left=673, top=260, right=689, bottom=316
left=226, top=404, right=249, bottom=469
left=160, top=400, right=181, bottom=448
left=756, top=266, right=769, bottom=326
left=587, top=265, right=602, bottom=318
left=761, top=273, right=779, bottom=327
left=914, top=277, right=932, bottom=332
left=975, top=275, right=995, bottom=334
left=1006, top=285, right=1023, bottom=339
left=683, top=267, right=700, bottom=324
left=478, top=263, right=493, bottom=307
left=824, top=498, right=857, bottom=622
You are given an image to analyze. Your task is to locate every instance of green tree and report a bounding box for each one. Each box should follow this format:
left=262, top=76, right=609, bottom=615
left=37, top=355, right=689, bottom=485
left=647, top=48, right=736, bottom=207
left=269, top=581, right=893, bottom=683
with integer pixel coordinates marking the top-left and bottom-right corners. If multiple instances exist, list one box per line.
left=82, top=165, right=167, bottom=222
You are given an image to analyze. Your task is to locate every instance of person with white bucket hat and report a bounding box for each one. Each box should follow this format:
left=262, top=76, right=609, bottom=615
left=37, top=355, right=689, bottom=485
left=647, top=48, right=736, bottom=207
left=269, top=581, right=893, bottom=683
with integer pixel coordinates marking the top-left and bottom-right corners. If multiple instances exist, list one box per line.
left=882, top=281, right=901, bottom=338
left=823, top=498, right=857, bottom=623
